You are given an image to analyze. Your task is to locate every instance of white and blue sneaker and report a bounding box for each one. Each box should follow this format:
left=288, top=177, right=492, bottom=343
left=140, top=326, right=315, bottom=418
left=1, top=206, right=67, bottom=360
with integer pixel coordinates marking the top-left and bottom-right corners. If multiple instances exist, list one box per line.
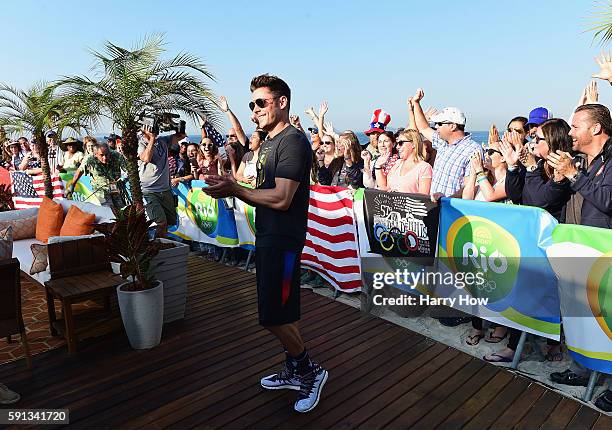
left=260, top=361, right=301, bottom=391
left=294, top=364, right=329, bottom=413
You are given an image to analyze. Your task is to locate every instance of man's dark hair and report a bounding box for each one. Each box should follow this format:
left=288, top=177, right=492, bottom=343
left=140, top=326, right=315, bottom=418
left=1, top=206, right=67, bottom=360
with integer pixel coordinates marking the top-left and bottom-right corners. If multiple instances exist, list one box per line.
left=575, top=104, right=612, bottom=135
left=250, top=74, right=291, bottom=109
left=253, top=129, right=268, bottom=141
left=18, top=136, right=28, bottom=142
left=455, top=124, right=465, bottom=132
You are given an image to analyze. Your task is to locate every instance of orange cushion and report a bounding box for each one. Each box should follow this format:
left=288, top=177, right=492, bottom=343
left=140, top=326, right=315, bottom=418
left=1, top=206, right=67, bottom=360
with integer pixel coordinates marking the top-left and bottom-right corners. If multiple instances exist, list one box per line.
left=59, top=205, right=95, bottom=237
left=35, top=197, right=64, bottom=243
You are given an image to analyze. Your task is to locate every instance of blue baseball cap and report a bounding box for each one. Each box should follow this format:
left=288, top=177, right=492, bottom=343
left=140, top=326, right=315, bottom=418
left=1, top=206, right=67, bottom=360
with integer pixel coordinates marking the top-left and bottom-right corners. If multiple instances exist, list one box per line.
left=526, top=107, right=552, bottom=127
left=45, top=130, right=57, bottom=138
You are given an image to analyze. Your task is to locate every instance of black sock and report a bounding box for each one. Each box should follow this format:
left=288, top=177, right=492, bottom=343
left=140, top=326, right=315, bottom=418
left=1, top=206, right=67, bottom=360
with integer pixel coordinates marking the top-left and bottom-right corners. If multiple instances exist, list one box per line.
left=293, top=349, right=313, bottom=375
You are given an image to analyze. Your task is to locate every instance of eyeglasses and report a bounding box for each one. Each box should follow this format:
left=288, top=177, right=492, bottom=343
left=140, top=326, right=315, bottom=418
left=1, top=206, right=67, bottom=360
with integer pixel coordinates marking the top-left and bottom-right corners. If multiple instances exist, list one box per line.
left=486, top=148, right=502, bottom=156
left=249, top=96, right=279, bottom=111
left=226, top=134, right=237, bottom=139
left=321, top=141, right=333, bottom=145
left=396, top=140, right=412, bottom=146
left=202, top=144, right=214, bottom=149
left=534, top=135, right=546, bottom=143
left=507, top=128, right=525, bottom=134
left=435, top=122, right=452, bottom=127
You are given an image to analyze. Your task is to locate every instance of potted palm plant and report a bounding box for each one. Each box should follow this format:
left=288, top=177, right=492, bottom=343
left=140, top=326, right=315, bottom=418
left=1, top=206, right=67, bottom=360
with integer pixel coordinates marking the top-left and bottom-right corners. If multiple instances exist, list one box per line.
left=95, top=205, right=164, bottom=349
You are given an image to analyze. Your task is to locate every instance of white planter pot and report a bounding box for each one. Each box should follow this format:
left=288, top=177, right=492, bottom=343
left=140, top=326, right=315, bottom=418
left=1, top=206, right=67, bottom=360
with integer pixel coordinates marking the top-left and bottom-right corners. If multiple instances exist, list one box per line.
left=153, top=239, right=189, bottom=323
left=117, top=280, right=164, bottom=349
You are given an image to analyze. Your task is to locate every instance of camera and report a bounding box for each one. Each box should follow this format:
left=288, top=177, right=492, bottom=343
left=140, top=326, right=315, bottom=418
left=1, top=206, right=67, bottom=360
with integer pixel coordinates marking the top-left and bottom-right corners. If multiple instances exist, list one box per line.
left=135, top=111, right=186, bottom=135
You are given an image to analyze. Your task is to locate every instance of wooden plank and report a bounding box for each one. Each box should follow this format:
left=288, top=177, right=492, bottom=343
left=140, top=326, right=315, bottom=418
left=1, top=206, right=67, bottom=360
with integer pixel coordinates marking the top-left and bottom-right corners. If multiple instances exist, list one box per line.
left=539, top=397, right=581, bottom=430
left=492, top=383, right=547, bottom=430
left=514, top=389, right=563, bottom=429
left=565, top=406, right=601, bottom=430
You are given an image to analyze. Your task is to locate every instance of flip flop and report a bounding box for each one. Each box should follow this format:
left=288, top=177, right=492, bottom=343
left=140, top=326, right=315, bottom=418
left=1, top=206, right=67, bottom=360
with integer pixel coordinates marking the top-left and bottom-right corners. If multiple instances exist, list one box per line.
left=483, top=353, right=513, bottom=363
left=466, top=333, right=484, bottom=346
left=485, top=332, right=508, bottom=343
left=544, top=350, right=564, bottom=362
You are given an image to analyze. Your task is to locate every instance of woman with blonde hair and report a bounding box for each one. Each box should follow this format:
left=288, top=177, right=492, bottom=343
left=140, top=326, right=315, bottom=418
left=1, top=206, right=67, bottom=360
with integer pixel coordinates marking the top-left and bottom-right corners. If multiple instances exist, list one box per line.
left=317, top=130, right=363, bottom=188
left=382, top=129, right=432, bottom=194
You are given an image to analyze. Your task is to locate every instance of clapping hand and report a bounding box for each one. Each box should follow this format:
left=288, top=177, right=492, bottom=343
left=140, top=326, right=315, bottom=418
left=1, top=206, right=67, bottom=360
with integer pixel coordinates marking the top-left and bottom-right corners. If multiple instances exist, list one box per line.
left=586, top=80, right=599, bottom=104
left=319, top=101, right=329, bottom=117
left=470, top=151, right=483, bottom=174
left=361, top=150, right=372, bottom=169
left=488, top=124, right=500, bottom=145
left=500, top=135, right=520, bottom=166
left=547, top=150, right=578, bottom=179
left=323, top=121, right=335, bottom=136
left=316, top=148, right=326, bottom=164
left=413, top=88, right=425, bottom=103
left=593, top=52, right=612, bottom=83
left=305, top=106, right=317, bottom=120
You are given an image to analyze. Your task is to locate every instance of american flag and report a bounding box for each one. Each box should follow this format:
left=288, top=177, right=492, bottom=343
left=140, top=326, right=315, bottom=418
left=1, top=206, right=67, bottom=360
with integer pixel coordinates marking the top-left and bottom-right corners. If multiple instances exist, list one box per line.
left=301, top=185, right=362, bottom=292
left=203, top=121, right=225, bottom=147
left=10, top=171, right=64, bottom=209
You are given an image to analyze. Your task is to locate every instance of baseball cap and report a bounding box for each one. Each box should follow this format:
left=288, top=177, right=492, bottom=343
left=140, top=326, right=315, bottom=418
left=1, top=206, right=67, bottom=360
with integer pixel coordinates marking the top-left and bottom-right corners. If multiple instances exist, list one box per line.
left=526, top=107, right=552, bottom=128
left=45, top=130, right=57, bottom=138
left=430, top=107, right=466, bottom=126
left=104, top=133, right=121, bottom=141
left=307, top=127, right=319, bottom=133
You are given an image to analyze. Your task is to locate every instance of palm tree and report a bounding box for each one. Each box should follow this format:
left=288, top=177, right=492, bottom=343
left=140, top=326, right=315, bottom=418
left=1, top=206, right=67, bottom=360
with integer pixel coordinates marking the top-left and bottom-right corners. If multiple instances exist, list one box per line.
left=0, top=82, right=79, bottom=198
left=56, top=35, right=220, bottom=208
left=588, top=1, right=612, bottom=45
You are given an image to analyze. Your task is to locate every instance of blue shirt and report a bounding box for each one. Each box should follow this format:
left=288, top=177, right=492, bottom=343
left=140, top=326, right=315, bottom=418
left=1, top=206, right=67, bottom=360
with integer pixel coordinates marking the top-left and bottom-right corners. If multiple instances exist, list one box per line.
left=430, top=131, right=482, bottom=196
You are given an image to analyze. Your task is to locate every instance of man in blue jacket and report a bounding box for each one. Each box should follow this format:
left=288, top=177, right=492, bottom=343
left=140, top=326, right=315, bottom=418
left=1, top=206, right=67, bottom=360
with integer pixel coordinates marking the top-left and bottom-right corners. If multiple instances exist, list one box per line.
left=547, top=103, right=612, bottom=411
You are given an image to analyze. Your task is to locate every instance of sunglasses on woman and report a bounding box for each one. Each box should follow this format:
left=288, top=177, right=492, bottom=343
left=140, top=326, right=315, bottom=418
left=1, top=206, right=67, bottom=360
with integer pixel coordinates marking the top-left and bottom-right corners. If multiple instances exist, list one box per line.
left=396, top=140, right=412, bottom=146
left=249, top=96, right=279, bottom=111
left=486, top=148, right=502, bottom=156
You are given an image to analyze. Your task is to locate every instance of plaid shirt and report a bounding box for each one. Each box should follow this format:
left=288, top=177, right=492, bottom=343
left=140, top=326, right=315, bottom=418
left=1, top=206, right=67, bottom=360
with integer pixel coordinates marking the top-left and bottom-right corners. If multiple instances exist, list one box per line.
left=430, top=131, right=482, bottom=196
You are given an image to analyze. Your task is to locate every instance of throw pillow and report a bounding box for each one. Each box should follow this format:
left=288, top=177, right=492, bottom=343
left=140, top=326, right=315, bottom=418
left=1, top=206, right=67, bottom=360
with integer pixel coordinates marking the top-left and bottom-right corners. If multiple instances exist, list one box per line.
left=0, top=226, right=13, bottom=260
left=59, top=205, right=95, bottom=237
left=0, top=214, right=37, bottom=240
left=35, top=197, right=64, bottom=243
left=30, top=243, right=48, bottom=274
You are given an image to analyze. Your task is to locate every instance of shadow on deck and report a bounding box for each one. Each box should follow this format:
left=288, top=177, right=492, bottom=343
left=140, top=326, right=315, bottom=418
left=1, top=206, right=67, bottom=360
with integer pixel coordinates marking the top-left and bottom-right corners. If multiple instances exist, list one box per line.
left=0, top=256, right=610, bottom=429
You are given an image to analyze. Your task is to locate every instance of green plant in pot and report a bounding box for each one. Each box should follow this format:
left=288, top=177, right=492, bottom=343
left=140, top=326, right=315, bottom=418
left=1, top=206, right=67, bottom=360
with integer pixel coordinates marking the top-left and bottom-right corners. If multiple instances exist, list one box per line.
left=95, top=205, right=165, bottom=349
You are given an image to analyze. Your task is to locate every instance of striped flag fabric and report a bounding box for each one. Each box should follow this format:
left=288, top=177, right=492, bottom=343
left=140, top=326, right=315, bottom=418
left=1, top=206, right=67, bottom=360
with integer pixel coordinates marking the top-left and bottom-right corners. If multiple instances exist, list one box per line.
left=10, top=171, right=64, bottom=209
left=301, top=185, right=362, bottom=292
left=202, top=121, right=225, bottom=147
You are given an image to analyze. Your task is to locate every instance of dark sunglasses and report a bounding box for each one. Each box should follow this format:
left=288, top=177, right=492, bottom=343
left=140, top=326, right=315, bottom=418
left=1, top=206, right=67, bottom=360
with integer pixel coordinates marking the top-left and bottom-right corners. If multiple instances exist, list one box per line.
left=226, top=134, right=237, bottom=139
left=248, top=96, right=279, bottom=111
left=321, top=141, right=333, bottom=145
left=202, top=144, right=214, bottom=149
left=396, top=140, right=412, bottom=146
left=486, top=148, right=502, bottom=156
left=435, top=122, right=452, bottom=127
left=507, top=128, right=525, bottom=133
left=534, top=135, right=546, bottom=143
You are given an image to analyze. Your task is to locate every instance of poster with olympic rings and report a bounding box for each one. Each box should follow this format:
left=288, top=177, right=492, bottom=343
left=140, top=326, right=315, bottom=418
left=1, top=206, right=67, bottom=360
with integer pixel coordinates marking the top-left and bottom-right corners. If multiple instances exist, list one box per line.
left=363, top=189, right=439, bottom=264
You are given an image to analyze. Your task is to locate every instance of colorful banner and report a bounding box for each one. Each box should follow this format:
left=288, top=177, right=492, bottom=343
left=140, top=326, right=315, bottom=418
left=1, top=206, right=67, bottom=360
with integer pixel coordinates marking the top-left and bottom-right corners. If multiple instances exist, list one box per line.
left=547, top=224, right=612, bottom=374
left=434, top=198, right=561, bottom=340
left=363, top=189, right=439, bottom=263
left=59, top=171, right=101, bottom=205
left=168, top=179, right=239, bottom=247
left=233, top=197, right=256, bottom=251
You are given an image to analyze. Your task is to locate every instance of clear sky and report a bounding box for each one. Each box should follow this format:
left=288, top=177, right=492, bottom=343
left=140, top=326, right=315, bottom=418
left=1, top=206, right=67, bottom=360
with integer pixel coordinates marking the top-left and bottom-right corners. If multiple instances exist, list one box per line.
left=2, top=0, right=611, bottom=134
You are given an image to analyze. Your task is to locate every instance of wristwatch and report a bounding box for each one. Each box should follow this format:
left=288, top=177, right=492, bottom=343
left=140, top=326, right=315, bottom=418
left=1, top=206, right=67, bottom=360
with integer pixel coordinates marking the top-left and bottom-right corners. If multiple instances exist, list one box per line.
left=526, top=164, right=538, bottom=172
left=568, top=171, right=581, bottom=184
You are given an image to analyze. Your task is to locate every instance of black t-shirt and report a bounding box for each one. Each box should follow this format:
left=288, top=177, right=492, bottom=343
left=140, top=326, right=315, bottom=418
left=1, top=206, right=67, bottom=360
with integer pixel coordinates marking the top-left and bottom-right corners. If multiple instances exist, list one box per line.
left=255, top=125, right=312, bottom=250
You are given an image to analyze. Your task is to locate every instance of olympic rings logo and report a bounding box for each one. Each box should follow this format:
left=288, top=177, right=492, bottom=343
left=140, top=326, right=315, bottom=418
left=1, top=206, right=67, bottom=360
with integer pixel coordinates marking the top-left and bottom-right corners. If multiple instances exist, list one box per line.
left=373, top=223, right=419, bottom=255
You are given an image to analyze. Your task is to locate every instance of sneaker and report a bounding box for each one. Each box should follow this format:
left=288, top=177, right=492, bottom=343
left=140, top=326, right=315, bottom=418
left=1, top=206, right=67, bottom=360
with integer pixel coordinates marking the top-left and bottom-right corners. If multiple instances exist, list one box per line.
left=294, top=364, right=329, bottom=413
left=549, top=369, right=592, bottom=387
left=0, top=383, right=20, bottom=405
left=594, top=389, right=612, bottom=412
left=261, top=362, right=301, bottom=391
left=439, top=317, right=472, bottom=327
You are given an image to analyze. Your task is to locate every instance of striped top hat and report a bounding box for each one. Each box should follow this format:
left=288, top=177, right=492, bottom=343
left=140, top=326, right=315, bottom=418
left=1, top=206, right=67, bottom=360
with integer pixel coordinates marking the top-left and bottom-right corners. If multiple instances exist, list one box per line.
left=365, top=108, right=391, bottom=135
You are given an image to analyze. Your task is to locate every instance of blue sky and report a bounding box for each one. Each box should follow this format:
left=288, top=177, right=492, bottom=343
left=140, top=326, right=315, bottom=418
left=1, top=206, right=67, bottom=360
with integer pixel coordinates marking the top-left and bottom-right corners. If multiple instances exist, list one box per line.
left=2, top=0, right=610, bottom=134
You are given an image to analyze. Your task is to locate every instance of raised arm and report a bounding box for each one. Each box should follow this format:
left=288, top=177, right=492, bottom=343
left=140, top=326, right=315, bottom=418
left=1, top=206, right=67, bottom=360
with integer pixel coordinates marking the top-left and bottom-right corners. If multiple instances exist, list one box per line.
left=219, top=96, right=248, bottom=147
left=412, top=89, right=435, bottom=141
left=317, top=101, right=328, bottom=141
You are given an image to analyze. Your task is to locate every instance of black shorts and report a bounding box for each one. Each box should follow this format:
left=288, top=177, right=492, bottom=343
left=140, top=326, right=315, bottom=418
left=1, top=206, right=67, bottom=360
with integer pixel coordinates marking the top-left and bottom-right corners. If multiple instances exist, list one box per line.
left=256, top=247, right=302, bottom=326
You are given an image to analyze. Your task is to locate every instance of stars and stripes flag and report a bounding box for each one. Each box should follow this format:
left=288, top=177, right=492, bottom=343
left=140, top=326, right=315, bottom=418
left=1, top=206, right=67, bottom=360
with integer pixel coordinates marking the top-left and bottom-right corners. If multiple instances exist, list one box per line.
left=301, top=185, right=362, bottom=292
left=10, top=171, right=64, bottom=209
left=203, top=121, right=226, bottom=147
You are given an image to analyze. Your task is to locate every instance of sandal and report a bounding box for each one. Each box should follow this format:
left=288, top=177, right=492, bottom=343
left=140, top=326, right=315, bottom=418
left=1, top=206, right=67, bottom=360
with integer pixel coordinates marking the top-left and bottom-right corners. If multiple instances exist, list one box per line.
left=483, top=352, right=513, bottom=363
left=543, top=347, right=564, bottom=362
left=485, top=331, right=508, bottom=344
left=466, top=333, right=484, bottom=346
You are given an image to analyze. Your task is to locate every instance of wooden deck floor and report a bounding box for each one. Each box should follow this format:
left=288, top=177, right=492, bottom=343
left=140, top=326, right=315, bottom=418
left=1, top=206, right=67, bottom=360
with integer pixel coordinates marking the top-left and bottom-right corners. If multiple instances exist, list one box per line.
left=0, top=256, right=610, bottom=429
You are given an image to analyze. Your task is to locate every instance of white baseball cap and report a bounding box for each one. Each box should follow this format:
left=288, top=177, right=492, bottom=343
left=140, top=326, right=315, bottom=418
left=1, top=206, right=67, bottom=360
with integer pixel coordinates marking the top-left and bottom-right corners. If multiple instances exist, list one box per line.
left=430, top=107, right=466, bottom=126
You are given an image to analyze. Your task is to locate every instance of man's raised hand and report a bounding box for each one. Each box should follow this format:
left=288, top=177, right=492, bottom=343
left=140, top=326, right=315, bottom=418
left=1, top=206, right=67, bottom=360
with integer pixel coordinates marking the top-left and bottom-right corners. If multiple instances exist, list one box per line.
left=593, top=52, right=612, bottom=83
left=218, top=96, right=230, bottom=113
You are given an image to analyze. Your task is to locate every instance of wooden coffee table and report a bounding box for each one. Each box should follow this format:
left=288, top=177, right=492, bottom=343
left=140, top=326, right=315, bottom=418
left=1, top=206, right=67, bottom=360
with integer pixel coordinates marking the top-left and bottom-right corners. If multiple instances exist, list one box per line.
left=44, top=271, right=124, bottom=354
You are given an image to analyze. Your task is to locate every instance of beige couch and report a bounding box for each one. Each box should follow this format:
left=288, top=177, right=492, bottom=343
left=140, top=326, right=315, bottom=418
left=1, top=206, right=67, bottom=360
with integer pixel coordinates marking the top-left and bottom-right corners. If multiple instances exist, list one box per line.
left=0, top=200, right=114, bottom=284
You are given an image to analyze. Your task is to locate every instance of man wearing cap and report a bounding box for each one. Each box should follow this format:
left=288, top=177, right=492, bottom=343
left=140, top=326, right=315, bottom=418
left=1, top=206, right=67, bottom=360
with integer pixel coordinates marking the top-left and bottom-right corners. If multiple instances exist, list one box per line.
left=45, top=130, right=64, bottom=174
left=525, top=107, right=552, bottom=139
left=411, top=89, right=481, bottom=198
left=105, top=133, right=121, bottom=151
left=363, top=108, right=391, bottom=158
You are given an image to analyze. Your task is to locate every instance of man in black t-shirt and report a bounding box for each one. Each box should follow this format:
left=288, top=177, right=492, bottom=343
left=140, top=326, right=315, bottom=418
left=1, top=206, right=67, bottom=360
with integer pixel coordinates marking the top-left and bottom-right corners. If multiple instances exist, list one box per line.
left=203, top=74, right=327, bottom=414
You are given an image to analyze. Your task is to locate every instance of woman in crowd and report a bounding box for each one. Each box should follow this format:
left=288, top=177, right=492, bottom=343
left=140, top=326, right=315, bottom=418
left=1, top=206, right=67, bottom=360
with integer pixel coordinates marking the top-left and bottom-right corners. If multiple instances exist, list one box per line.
left=18, top=140, right=42, bottom=176
left=463, top=129, right=511, bottom=346
left=232, top=129, right=267, bottom=187
left=485, top=118, right=573, bottom=363
left=363, top=131, right=399, bottom=189
left=383, top=129, right=432, bottom=194
left=3, top=140, right=26, bottom=170
left=62, top=138, right=84, bottom=171
left=318, top=134, right=337, bottom=169
left=197, top=138, right=224, bottom=180
left=317, top=131, right=363, bottom=188
left=171, top=142, right=194, bottom=187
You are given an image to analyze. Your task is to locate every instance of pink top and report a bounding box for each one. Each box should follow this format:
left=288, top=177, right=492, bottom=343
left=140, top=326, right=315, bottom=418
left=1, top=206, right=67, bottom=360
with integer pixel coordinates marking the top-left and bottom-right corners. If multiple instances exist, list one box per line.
left=386, top=160, right=433, bottom=194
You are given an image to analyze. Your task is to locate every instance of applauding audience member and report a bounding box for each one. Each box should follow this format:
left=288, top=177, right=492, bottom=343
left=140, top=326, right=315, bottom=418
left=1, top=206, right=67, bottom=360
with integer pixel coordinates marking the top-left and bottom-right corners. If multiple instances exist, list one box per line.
left=218, top=96, right=249, bottom=165
left=318, top=131, right=363, bottom=188
left=197, top=138, right=224, bottom=180
left=234, top=129, right=267, bottom=187
left=384, top=129, right=432, bottom=194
